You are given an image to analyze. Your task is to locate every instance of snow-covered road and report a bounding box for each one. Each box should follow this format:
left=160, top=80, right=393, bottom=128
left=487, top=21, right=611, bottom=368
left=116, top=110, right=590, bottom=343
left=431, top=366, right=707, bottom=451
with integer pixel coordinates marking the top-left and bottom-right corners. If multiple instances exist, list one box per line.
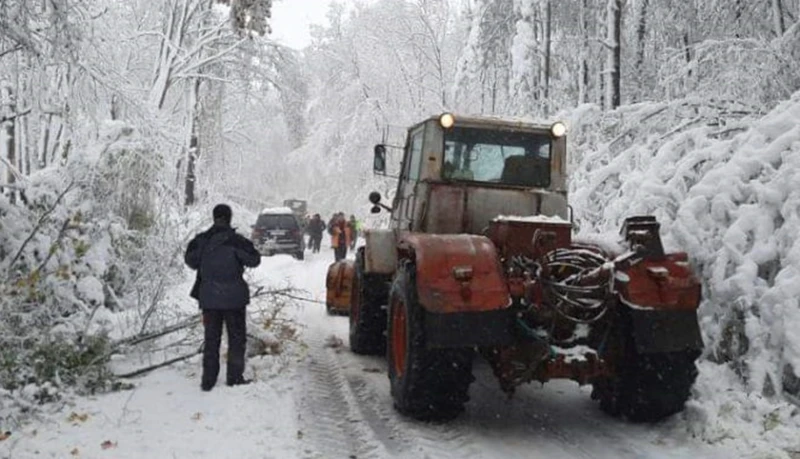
left=1, top=250, right=742, bottom=458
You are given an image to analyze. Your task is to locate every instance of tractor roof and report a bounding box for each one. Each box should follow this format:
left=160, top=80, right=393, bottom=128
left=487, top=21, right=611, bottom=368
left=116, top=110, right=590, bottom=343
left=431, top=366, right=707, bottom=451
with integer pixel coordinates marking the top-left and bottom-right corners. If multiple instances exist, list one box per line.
left=417, top=113, right=556, bottom=133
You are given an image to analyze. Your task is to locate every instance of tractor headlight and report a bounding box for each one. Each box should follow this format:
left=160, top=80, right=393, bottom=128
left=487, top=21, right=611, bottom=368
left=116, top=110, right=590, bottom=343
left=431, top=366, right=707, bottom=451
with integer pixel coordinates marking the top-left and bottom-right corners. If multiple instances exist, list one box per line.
left=550, top=121, right=567, bottom=138
left=439, top=113, right=455, bottom=129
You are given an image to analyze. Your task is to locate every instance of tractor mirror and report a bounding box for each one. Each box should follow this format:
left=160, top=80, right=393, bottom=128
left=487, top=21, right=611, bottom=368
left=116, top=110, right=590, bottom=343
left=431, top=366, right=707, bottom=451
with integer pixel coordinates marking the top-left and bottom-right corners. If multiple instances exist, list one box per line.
left=368, top=191, right=382, bottom=205
left=373, top=144, right=387, bottom=173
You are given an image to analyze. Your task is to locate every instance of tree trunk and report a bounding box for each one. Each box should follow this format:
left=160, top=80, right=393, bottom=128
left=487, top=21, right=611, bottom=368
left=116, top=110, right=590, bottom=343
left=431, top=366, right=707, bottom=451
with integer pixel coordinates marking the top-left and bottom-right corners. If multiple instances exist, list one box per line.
left=771, top=0, right=786, bottom=36
left=111, top=94, right=119, bottom=120
left=634, top=0, right=648, bottom=101
left=184, top=132, right=197, bottom=207
left=184, top=79, right=201, bottom=207
left=606, top=0, right=622, bottom=109
left=579, top=0, right=590, bottom=104
left=21, top=109, right=29, bottom=175
left=39, top=113, right=52, bottom=169
left=543, top=0, right=552, bottom=115
left=683, top=32, right=692, bottom=80
left=3, top=87, right=16, bottom=203
left=735, top=0, right=744, bottom=38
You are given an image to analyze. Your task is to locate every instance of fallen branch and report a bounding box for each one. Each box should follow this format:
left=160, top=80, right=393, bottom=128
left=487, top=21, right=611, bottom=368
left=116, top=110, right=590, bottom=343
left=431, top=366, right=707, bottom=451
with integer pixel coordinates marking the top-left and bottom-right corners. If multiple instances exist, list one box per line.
left=6, top=181, right=75, bottom=276
left=273, top=291, right=326, bottom=305
left=114, top=314, right=201, bottom=348
left=114, top=347, right=203, bottom=379
left=250, top=285, right=295, bottom=299
left=137, top=275, right=169, bottom=335
left=252, top=285, right=325, bottom=305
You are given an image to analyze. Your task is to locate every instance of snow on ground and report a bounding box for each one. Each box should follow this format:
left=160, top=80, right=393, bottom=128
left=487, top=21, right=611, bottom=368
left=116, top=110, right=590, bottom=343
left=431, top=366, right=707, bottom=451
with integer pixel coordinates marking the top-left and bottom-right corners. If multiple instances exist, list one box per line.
left=0, top=246, right=763, bottom=459
left=0, top=252, right=311, bottom=459
left=0, top=369, right=298, bottom=458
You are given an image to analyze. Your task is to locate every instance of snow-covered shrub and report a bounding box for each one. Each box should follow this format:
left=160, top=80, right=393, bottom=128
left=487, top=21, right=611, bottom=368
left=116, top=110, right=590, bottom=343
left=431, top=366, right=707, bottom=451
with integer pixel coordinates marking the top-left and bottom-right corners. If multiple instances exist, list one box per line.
left=565, top=92, right=800, bottom=453
left=0, top=121, right=186, bottom=426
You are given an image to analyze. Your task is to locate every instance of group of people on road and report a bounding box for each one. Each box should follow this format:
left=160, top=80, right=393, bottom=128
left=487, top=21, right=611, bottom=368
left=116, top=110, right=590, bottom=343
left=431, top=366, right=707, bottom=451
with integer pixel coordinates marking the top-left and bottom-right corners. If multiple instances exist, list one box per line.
left=327, top=212, right=360, bottom=261
left=303, top=212, right=363, bottom=261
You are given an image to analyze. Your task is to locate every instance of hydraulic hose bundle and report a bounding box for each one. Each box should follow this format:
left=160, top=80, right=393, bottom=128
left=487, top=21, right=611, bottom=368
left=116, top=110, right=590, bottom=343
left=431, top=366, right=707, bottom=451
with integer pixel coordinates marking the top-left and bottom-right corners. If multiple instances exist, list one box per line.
left=512, top=247, right=613, bottom=324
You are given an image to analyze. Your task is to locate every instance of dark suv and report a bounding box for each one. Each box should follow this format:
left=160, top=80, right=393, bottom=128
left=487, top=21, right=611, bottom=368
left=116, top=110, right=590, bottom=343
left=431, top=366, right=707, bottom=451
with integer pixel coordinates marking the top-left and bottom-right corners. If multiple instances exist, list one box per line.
left=250, top=208, right=305, bottom=260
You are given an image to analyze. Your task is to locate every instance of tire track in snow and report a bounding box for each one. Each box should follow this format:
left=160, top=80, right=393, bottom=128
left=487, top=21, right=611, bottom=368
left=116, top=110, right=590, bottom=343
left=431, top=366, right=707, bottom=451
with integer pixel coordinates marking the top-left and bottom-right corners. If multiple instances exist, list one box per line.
left=295, top=333, right=390, bottom=459
left=333, top=354, right=485, bottom=459
left=334, top=351, right=602, bottom=459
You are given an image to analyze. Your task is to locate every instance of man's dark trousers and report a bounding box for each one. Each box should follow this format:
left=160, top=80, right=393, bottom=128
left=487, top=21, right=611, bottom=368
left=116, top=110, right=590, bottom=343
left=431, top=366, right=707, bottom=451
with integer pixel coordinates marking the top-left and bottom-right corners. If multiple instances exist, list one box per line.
left=202, top=309, right=247, bottom=387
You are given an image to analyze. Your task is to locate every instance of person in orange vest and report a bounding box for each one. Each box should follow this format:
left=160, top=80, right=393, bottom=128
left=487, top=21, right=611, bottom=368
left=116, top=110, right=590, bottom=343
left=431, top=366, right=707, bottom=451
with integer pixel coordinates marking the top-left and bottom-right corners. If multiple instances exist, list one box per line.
left=331, top=214, right=352, bottom=261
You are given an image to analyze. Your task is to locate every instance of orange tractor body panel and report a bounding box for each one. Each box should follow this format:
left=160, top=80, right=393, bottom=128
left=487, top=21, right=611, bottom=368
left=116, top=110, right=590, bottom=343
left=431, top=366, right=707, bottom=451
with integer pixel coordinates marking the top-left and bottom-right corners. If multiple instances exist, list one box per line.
left=616, top=253, right=702, bottom=312
left=326, top=259, right=354, bottom=315
left=398, top=233, right=510, bottom=314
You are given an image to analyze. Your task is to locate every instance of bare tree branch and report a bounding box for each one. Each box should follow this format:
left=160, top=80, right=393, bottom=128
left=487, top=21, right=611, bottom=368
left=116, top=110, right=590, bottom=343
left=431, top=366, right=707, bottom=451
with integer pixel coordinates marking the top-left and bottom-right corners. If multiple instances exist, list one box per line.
left=0, top=45, right=22, bottom=59
left=0, top=107, right=32, bottom=123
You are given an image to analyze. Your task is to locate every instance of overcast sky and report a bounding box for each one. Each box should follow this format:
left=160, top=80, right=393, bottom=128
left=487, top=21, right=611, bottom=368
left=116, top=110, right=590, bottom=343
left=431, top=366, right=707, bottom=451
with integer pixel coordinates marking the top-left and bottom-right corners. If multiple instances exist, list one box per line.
left=270, top=0, right=335, bottom=49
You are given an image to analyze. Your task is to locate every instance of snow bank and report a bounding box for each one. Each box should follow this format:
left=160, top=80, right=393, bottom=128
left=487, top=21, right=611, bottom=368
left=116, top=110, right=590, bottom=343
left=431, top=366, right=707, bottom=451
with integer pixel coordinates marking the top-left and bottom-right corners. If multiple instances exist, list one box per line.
left=567, top=93, right=800, bottom=455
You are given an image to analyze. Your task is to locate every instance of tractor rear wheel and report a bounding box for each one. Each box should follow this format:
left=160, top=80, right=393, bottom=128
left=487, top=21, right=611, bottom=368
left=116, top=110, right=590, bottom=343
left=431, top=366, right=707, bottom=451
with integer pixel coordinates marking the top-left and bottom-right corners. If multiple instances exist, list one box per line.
left=387, top=261, right=474, bottom=421
left=349, top=248, right=388, bottom=355
left=593, top=343, right=699, bottom=422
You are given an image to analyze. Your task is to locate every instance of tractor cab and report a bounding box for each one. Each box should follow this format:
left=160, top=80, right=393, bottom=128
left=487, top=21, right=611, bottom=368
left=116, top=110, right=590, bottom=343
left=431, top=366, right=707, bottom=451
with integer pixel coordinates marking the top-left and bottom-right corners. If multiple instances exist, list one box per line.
left=370, top=113, right=569, bottom=234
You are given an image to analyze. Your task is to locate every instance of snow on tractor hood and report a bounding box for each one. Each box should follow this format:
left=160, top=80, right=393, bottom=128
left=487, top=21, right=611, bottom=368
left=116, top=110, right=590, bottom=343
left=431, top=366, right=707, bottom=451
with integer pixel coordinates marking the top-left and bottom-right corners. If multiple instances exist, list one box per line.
left=493, top=214, right=570, bottom=224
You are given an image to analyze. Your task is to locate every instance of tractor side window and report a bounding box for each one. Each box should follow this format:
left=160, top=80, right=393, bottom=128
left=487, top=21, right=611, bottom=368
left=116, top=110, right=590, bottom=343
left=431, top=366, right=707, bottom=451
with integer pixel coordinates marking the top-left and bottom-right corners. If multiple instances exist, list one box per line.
left=405, top=129, right=424, bottom=181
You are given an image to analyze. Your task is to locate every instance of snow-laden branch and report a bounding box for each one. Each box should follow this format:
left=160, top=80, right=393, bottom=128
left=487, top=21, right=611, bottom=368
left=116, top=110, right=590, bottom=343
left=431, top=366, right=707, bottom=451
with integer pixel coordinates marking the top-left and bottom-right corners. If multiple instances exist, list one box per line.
left=174, top=37, right=247, bottom=78
left=170, top=20, right=229, bottom=72
left=0, top=152, right=25, bottom=184
left=5, top=181, right=75, bottom=277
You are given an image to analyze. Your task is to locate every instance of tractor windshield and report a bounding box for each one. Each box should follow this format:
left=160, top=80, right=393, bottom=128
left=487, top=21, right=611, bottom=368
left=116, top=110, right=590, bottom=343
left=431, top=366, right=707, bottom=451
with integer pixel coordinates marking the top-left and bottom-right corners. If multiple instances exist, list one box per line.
left=442, top=127, right=551, bottom=188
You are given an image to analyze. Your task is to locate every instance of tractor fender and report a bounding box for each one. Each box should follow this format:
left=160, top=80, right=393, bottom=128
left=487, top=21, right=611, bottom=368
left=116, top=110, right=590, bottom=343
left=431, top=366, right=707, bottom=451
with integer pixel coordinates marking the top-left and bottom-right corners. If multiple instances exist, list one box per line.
left=363, top=229, right=398, bottom=275
left=615, top=252, right=704, bottom=353
left=615, top=252, right=701, bottom=312
left=397, top=233, right=510, bottom=314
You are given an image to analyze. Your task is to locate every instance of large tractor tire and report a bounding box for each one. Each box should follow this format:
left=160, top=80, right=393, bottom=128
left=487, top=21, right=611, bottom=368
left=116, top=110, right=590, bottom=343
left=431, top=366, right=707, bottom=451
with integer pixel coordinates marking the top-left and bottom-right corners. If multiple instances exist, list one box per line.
left=349, top=248, right=388, bottom=355
left=387, top=261, right=474, bottom=421
left=592, top=316, right=699, bottom=422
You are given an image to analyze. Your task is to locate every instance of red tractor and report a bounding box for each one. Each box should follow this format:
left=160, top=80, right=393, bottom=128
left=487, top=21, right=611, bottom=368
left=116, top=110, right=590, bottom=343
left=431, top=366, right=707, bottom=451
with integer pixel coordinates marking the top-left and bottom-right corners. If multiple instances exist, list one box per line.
left=328, top=113, right=703, bottom=422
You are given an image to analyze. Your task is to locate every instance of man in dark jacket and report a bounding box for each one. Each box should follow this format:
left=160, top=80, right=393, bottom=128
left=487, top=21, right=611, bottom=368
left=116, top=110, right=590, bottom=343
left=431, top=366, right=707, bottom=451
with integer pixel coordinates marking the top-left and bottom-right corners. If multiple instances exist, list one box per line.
left=185, top=204, right=261, bottom=391
left=307, top=213, right=326, bottom=253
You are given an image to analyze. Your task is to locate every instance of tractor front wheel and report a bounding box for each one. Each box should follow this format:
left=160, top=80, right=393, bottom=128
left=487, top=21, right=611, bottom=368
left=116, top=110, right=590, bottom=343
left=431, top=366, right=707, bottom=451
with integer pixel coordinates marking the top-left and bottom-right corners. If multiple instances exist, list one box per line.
left=349, top=248, right=387, bottom=355
left=387, top=262, right=474, bottom=421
